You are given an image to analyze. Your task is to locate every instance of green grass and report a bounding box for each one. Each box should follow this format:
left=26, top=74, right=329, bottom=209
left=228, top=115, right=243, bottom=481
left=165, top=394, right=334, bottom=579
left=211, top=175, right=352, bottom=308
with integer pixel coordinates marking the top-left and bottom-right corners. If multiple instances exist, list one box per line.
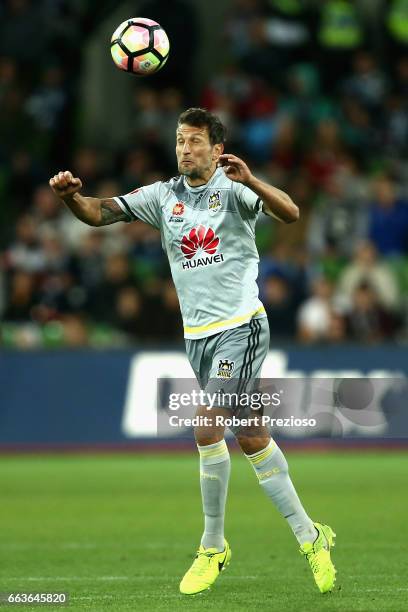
left=0, top=451, right=407, bottom=611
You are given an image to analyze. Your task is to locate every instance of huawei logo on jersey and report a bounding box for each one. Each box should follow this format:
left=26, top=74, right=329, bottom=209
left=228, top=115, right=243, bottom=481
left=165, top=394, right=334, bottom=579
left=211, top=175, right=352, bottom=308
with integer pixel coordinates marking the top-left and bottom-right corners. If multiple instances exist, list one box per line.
left=180, top=225, right=224, bottom=269
left=181, top=226, right=219, bottom=259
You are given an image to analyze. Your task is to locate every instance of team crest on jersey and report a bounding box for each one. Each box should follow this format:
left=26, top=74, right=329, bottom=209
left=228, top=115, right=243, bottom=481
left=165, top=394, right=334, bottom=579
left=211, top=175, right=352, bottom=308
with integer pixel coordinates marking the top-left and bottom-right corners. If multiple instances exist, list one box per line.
left=217, top=359, right=235, bottom=379
left=169, top=201, right=185, bottom=223
left=208, top=190, right=222, bottom=214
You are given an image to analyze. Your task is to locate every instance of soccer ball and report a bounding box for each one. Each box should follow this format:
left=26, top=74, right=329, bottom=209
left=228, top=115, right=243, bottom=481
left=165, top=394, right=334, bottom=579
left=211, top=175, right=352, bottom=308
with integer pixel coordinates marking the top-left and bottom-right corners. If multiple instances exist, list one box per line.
left=110, top=17, right=170, bottom=76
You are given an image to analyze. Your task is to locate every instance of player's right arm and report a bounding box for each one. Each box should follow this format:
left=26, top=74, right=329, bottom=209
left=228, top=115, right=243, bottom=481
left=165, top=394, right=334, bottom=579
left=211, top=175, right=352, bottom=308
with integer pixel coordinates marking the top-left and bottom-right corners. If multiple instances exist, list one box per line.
left=49, top=170, right=128, bottom=226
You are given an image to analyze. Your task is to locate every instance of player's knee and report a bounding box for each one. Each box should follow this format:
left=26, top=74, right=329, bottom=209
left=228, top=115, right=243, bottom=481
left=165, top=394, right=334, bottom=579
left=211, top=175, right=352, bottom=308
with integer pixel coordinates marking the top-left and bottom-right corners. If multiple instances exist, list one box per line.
left=194, top=428, right=224, bottom=446
left=194, top=405, right=226, bottom=446
left=233, top=422, right=271, bottom=455
left=235, top=433, right=271, bottom=455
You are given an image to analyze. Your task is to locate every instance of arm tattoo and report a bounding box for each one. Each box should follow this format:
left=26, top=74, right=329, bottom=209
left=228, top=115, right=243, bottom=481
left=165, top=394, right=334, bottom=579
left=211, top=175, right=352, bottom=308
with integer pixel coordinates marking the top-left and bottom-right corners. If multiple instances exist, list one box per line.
left=100, top=199, right=129, bottom=226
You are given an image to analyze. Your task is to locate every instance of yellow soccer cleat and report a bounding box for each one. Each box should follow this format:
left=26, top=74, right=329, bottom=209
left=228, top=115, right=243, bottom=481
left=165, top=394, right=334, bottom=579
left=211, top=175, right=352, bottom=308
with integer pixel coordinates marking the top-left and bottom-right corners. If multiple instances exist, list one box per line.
left=300, top=522, right=337, bottom=593
left=179, top=539, right=231, bottom=595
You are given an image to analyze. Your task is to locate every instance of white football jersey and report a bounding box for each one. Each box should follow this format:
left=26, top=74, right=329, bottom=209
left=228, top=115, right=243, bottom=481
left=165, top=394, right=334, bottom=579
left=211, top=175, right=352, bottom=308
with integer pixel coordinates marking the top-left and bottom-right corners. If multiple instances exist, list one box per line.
left=114, top=167, right=268, bottom=339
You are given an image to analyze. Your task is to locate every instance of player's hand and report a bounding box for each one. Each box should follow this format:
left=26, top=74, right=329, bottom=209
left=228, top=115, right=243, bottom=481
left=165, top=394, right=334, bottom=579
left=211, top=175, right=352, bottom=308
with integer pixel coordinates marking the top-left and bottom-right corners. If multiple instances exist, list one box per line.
left=49, top=171, right=82, bottom=199
left=218, top=154, right=253, bottom=184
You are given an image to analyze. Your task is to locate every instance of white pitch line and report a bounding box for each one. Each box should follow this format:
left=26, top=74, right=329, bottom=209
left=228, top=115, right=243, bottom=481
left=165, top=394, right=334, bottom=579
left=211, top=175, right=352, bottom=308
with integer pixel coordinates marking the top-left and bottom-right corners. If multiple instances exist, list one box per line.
left=364, top=588, right=408, bottom=592
left=4, top=576, right=130, bottom=582
left=3, top=575, right=259, bottom=582
left=0, top=542, right=185, bottom=550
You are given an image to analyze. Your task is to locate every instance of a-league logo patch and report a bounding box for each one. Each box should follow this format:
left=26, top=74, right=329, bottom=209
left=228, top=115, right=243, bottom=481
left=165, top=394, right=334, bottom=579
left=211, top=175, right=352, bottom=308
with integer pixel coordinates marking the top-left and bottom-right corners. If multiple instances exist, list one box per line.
left=217, top=359, right=235, bottom=379
left=172, top=202, right=184, bottom=216
left=208, top=190, right=222, bottom=214
left=169, top=201, right=185, bottom=223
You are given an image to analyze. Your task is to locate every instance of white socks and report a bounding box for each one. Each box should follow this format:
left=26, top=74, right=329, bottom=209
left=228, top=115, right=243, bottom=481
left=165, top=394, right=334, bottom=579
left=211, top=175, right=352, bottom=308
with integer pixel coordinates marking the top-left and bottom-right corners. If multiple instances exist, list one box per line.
left=197, top=439, right=231, bottom=552
left=246, top=439, right=317, bottom=544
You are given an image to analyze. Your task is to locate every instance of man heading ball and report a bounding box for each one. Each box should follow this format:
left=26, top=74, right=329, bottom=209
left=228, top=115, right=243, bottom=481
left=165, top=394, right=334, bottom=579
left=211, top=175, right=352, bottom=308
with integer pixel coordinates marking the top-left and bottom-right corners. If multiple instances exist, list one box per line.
left=49, top=108, right=336, bottom=596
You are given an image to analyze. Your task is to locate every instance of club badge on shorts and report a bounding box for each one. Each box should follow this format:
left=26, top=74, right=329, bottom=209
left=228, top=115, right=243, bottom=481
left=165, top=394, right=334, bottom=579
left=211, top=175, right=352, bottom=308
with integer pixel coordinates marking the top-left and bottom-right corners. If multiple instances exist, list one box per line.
left=217, top=359, right=235, bottom=379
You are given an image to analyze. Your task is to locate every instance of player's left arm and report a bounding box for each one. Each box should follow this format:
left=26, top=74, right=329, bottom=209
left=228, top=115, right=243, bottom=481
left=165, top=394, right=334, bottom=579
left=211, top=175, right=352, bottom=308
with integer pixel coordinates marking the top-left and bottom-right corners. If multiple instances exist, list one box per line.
left=218, top=154, right=299, bottom=223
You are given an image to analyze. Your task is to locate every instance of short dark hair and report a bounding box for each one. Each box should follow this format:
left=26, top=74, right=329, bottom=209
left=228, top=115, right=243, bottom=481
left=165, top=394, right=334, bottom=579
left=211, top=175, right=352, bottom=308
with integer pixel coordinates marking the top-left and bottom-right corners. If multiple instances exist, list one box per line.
left=177, top=107, right=227, bottom=145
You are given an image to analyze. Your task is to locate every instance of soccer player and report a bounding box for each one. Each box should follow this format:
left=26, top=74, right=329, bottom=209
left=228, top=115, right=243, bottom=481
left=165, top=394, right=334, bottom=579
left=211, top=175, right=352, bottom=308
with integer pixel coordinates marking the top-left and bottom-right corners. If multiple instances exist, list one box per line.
left=49, top=108, right=336, bottom=596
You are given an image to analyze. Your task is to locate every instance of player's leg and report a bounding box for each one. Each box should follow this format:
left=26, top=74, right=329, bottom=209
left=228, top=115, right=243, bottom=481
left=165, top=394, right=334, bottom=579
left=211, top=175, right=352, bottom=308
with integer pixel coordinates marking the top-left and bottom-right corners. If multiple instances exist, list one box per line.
left=240, top=436, right=336, bottom=592
left=243, top=431, right=337, bottom=594
left=194, top=404, right=230, bottom=553
left=218, top=317, right=336, bottom=593
left=236, top=424, right=318, bottom=546
left=180, top=338, right=231, bottom=595
left=179, top=405, right=232, bottom=595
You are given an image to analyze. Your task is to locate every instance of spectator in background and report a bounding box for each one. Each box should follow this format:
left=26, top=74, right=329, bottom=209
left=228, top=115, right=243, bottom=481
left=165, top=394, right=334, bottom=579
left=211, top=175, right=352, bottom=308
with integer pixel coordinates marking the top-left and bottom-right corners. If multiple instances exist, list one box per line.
left=89, top=253, right=138, bottom=324
left=0, top=0, right=47, bottom=78
left=259, top=241, right=308, bottom=305
left=240, top=18, right=282, bottom=84
left=60, top=313, right=89, bottom=347
left=34, top=268, right=80, bottom=322
left=160, top=88, right=184, bottom=161
left=224, top=0, right=270, bottom=61
left=31, top=185, right=64, bottom=238
left=241, top=81, right=279, bottom=162
left=383, top=57, right=408, bottom=157
left=72, top=147, right=103, bottom=195
left=0, top=55, right=17, bottom=106
left=132, top=87, right=162, bottom=147
left=0, top=84, right=34, bottom=161
left=383, top=93, right=408, bottom=157
left=303, top=119, right=346, bottom=191
left=156, top=279, right=183, bottom=342
left=340, top=97, right=381, bottom=162
left=346, top=282, right=400, bottom=343
left=201, top=64, right=252, bottom=135
left=383, top=0, right=408, bottom=64
left=297, top=277, right=336, bottom=343
left=281, top=63, right=335, bottom=132
left=337, top=240, right=401, bottom=313
left=112, top=286, right=151, bottom=342
left=137, top=0, right=199, bottom=95
left=272, top=175, right=315, bottom=251
left=307, top=162, right=368, bottom=259
left=263, top=272, right=297, bottom=339
left=244, top=0, right=315, bottom=85
left=4, top=215, right=45, bottom=273
left=25, top=65, right=68, bottom=160
left=120, top=148, right=155, bottom=195
left=368, top=173, right=408, bottom=256
left=0, top=150, right=46, bottom=240
left=3, top=270, right=36, bottom=321
left=326, top=312, right=347, bottom=343
left=267, top=116, right=299, bottom=182
left=316, top=0, right=365, bottom=92
left=394, top=56, right=408, bottom=97
left=340, top=51, right=388, bottom=114
left=69, top=231, right=105, bottom=294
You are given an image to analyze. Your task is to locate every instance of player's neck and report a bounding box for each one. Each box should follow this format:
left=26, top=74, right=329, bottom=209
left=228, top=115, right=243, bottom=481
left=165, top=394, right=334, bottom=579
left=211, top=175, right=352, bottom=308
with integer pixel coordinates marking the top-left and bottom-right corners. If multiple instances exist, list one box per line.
left=185, top=166, right=217, bottom=188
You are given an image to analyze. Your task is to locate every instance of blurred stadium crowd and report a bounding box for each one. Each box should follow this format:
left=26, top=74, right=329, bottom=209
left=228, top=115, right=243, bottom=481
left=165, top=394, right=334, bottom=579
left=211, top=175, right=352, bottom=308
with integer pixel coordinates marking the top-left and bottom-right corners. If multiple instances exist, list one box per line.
left=1, top=0, right=408, bottom=348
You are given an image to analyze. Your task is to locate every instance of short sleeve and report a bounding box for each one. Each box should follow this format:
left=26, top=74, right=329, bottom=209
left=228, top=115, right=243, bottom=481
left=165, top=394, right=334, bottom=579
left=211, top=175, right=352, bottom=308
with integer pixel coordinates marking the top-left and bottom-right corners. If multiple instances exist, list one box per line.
left=232, top=181, right=263, bottom=218
left=113, top=182, right=162, bottom=229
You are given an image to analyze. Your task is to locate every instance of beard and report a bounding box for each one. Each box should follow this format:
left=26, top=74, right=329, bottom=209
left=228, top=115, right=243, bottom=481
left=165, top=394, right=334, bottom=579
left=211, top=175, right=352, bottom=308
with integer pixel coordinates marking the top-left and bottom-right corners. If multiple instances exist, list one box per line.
left=178, top=160, right=211, bottom=180
left=180, top=167, right=200, bottom=179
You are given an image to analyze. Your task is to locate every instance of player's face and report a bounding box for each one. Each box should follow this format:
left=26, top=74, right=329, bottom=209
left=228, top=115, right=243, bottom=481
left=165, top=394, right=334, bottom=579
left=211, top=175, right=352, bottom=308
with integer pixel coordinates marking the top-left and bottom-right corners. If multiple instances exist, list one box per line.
left=176, top=124, right=222, bottom=184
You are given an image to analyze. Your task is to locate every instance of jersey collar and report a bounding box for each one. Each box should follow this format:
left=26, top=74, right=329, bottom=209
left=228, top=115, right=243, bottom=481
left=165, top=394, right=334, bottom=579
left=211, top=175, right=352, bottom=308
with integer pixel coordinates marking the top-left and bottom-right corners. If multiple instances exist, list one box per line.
left=182, top=167, right=222, bottom=193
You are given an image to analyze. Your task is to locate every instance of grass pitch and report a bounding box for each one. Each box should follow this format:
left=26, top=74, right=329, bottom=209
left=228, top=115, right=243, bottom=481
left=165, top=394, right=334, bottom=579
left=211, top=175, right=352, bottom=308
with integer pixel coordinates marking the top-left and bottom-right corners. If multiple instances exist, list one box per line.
left=0, top=451, right=406, bottom=611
